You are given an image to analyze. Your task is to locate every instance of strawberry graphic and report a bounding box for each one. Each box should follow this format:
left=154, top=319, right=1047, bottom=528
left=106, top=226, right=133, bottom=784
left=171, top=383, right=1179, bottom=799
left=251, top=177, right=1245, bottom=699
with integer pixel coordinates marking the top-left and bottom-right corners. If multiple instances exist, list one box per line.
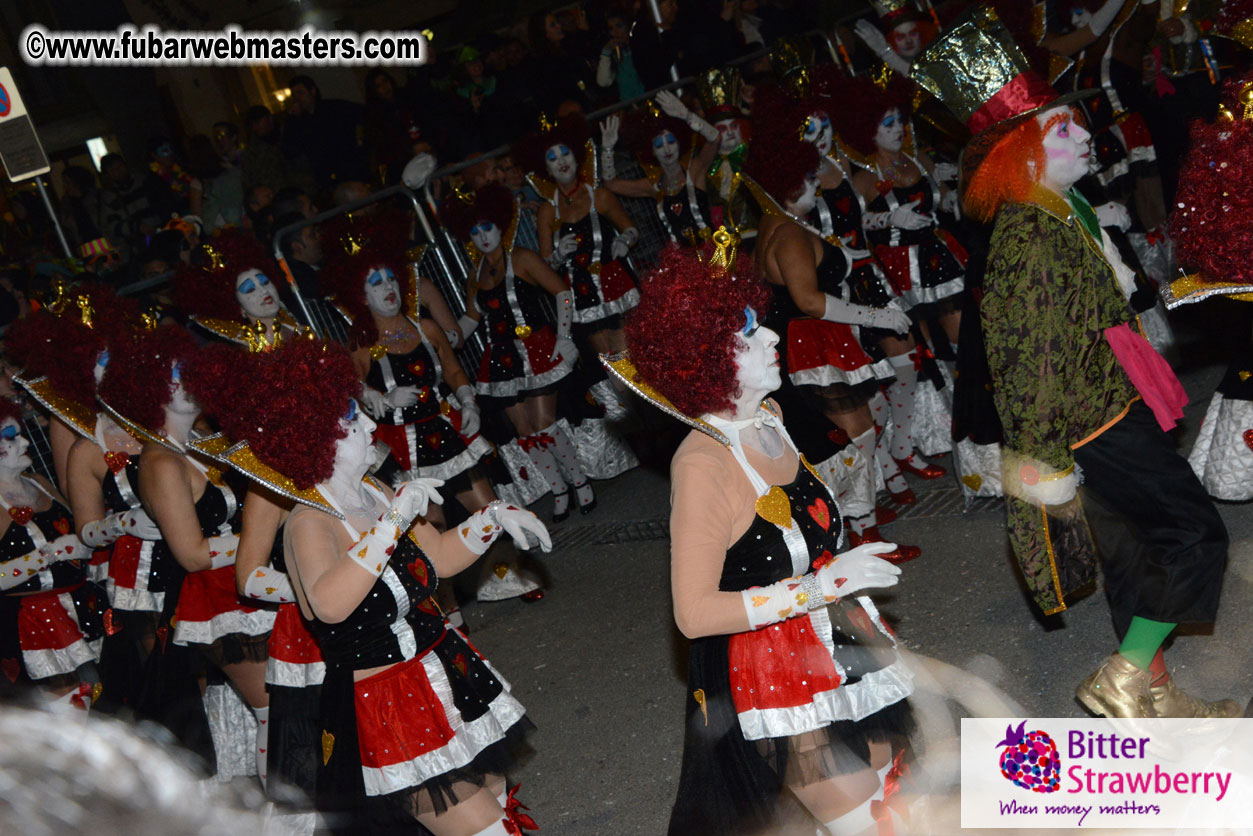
left=996, top=721, right=1061, bottom=793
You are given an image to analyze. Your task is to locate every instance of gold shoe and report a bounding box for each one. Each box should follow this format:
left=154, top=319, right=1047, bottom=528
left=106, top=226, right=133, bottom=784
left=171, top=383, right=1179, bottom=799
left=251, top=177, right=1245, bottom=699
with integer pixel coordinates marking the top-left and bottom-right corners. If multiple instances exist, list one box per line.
left=1150, top=676, right=1242, bottom=718
left=1075, top=652, right=1156, bottom=718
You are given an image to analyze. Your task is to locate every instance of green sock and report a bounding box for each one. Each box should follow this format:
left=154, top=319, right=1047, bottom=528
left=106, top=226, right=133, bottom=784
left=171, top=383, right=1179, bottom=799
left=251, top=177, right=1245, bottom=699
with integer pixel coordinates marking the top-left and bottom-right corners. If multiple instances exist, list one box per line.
left=1118, top=617, right=1176, bottom=670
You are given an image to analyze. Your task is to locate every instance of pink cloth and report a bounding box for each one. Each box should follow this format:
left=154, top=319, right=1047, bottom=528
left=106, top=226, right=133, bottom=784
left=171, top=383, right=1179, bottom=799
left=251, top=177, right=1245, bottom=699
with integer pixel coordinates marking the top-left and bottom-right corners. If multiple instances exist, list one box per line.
left=1104, top=323, right=1187, bottom=431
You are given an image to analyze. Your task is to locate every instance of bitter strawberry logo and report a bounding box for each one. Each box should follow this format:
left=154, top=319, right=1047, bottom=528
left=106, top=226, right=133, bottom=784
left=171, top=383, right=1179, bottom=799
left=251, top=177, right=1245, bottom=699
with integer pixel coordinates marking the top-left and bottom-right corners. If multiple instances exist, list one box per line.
left=996, top=720, right=1061, bottom=793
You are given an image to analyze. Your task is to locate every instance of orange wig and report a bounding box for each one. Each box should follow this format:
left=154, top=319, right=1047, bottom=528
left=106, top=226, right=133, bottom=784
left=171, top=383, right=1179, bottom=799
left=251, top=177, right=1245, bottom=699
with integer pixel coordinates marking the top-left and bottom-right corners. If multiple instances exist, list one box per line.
left=962, top=117, right=1046, bottom=224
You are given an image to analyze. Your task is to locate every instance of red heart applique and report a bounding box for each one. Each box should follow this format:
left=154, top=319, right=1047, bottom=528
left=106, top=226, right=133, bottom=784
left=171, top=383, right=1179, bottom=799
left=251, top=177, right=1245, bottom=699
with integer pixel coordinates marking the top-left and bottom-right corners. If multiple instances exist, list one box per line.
left=103, top=608, right=121, bottom=636
left=104, top=451, right=130, bottom=474
left=909, top=191, right=925, bottom=205
left=669, top=201, right=685, bottom=216
left=408, top=560, right=429, bottom=586
left=53, top=518, right=70, bottom=536
left=575, top=252, right=591, bottom=267
left=8, top=507, right=33, bottom=526
left=453, top=652, right=468, bottom=677
left=875, top=180, right=893, bottom=195
left=849, top=607, right=874, bottom=635
left=518, top=466, right=529, bottom=480
left=409, top=360, right=426, bottom=377
left=486, top=298, right=501, bottom=310
left=1, top=658, right=19, bottom=683
left=835, top=196, right=852, bottom=215
left=1243, top=429, right=1253, bottom=452
left=417, top=388, right=431, bottom=402
left=156, top=625, right=170, bottom=651
left=813, top=550, right=835, bottom=570
left=417, top=597, right=440, bottom=615
left=425, top=433, right=442, bottom=449
left=806, top=498, right=830, bottom=531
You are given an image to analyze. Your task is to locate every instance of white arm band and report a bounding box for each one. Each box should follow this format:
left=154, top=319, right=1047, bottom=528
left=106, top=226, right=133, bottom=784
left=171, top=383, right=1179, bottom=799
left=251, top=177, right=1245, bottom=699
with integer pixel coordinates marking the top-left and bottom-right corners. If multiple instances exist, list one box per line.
left=822, top=294, right=879, bottom=326
left=243, top=564, right=295, bottom=604
left=740, top=576, right=813, bottom=630
left=0, top=547, right=49, bottom=590
left=554, top=290, right=575, bottom=340
left=42, top=534, right=86, bottom=563
left=687, top=113, right=720, bottom=144
left=346, top=516, right=404, bottom=578
left=601, top=147, right=618, bottom=182
left=208, top=534, right=239, bottom=569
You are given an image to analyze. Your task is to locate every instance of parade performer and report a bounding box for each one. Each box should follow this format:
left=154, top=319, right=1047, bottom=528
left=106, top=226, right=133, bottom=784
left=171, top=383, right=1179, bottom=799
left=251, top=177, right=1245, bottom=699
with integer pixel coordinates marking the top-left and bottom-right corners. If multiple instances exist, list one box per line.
left=443, top=184, right=599, bottom=522
left=173, top=228, right=302, bottom=348
left=599, top=90, right=721, bottom=247
left=322, top=221, right=544, bottom=600
left=743, top=109, right=920, bottom=564
left=912, top=5, right=1236, bottom=718
left=0, top=398, right=104, bottom=708
left=515, top=115, right=639, bottom=367
left=98, top=324, right=275, bottom=773
left=208, top=335, right=544, bottom=835
left=605, top=239, right=913, bottom=835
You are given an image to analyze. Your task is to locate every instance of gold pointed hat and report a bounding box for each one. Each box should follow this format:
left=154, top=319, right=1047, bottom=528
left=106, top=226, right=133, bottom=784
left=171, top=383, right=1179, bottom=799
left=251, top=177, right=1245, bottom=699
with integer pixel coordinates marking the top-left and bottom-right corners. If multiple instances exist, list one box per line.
left=189, top=432, right=345, bottom=518
left=768, top=36, right=814, bottom=100
left=696, top=67, right=744, bottom=121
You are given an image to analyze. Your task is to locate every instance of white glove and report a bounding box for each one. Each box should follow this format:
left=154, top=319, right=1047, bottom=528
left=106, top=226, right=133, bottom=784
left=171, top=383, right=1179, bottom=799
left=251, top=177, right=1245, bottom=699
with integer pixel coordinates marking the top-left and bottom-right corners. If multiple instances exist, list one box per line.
left=392, top=477, right=446, bottom=521
left=553, top=289, right=574, bottom=342
left=243, top=564, right=295, bottom=604
left=551, top=232, right=579, bottom=266
left=551, top=336, right=577, bottom=366
left=456, top=314, right=478, bottom=343
left=457, top=500, right=552, bottom=555
left=361, top=387, right=388, bottom=419
left=1094, top=200, right=1132, bottom=233
left=384, top=386, right=422, bottom=409
left=823, top=295, right=911, bottom=334
left=402, top=152, right=438, bottom=190
left=940, top=189, right=962, bottom=219
left=656, top=89, right=690, bottom=120
left=932, top=161, right=958, bottom=182
left=610, top=227, right=638, bottom=259
left=455, top=384, right=480, bottom=437
left=444, top=328, right=461, bottom=349
left=345, top=480, right=443, bottom=577
left=854, top=18, right=891, bottom=56
left=208, top=534, right=239, bottom=569
left=80, top=508, right=162, bottom=547
left=1021, top=471, right=1078, bottom=506
left=39, top=534, right=86, bottom=563
left=816, top=541, right=903, bottom=599
left=599, top=114, right=620, bottom=150
left=889, top=199, right=932, bottom=230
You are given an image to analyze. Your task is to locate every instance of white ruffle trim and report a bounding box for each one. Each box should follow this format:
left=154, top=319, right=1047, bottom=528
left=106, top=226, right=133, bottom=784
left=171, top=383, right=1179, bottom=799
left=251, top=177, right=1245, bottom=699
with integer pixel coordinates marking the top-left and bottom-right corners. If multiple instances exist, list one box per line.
left=475, top=349, right=575, bottom=399
left=791, top=355, right=896, bottom=388
left=174, top=606, right=278, bottom=646
left=572, top=287, right=640, bottom=324
left=1189, top=392, right=1253, bottom=501
left=360, top=649, right=527, bottom=796
left=899, top=273, right=964, bottom=309
left=266, top=656, right=327, bottom=689
left=108, top=585, right=163, bottom=613
left=405, top=435, right=492, bottom=483
left=23, top=637, right=101, bottom=680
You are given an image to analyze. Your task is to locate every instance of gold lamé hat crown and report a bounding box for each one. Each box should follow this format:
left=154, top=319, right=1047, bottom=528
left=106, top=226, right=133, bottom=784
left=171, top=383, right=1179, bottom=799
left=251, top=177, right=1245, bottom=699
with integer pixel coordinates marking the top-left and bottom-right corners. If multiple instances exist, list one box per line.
left=696, top=67, right=743, bottom=121
left=769, top=36, right=814, bottom=100
left=699, top=225, right=741, bottom=274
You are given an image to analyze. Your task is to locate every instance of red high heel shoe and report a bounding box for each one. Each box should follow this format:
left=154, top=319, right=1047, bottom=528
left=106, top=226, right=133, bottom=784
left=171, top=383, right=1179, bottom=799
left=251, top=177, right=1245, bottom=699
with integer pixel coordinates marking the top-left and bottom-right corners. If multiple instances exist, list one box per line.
left=893, top=454, right=946, bottom=479
left=847, top=526, right=921, bottom=564
left=889, top=486, right=917, bottom=505
left=875, top=504, right=897, bottom=526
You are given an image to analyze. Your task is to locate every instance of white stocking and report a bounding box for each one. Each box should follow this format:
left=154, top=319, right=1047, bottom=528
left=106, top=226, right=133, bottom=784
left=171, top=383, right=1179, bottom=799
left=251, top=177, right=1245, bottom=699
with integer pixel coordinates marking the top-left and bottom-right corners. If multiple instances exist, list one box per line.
left=869, top=391, right=908, bottom=494
left=823, top=762, right=898, bottom=835
left=469, top=819, right=512, bottom=836
left=848, top=427, right=878, bottom=536
left=885, top=351, right=923, bottom=464
left=538, top=423, right=587, bottom=488
left=252, top=705, right=269, bottom=789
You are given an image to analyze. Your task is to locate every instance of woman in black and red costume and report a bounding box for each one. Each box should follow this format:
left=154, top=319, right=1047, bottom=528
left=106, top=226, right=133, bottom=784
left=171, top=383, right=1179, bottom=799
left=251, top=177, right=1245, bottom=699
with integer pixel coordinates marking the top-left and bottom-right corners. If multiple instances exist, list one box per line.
left=604, top=241, right=914, bottom=835
left=217, top=336, right=546, bottom=835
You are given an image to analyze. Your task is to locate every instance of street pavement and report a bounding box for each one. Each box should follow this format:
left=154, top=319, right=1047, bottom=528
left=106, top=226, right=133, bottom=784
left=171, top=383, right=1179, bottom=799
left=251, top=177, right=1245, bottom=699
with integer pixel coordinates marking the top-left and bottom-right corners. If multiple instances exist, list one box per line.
left=455, top=312, right=1253, bottom=836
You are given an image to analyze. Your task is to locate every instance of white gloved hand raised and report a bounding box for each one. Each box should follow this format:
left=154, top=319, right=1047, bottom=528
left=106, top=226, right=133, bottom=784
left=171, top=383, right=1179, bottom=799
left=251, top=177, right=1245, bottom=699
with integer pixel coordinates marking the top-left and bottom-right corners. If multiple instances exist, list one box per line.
left=656, top=89, right=690, bottom=120
left=854, top=18, right=892, bottom=56
left=392, top=478, right=446, bottom=522
left=599, top=114, right=620, bottom=149
left=457, top=500, right=552, bottom=555
left=610, top=233, right=632, bottom=259
left=932, top=161, right=959, bottom=182
left=360, top=387, right=388, bottom=418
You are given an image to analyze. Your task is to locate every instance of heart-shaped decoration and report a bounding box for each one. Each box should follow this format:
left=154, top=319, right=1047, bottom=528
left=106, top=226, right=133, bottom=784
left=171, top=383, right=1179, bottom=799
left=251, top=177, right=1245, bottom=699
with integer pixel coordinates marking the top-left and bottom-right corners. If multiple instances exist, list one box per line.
left=849, top=606, right=874, bottom=635
left=104, top=451, right=130, bottom=474
left=156, top=625, right=170, bottom=651
left=961, top=473, right=984, bottom=492
left=486, top=297, right=501, bottom=309
left=0, top=657, right=18, bottom=683
left=425, top=432, right=442, bottom=449
left=754, top=486, right=793, bottom=530
left=909, top=191, right=925, bottom=206
left=1243, top=429, right=1253, bottom=452
left=813, top=550, right=835, bottom=570
left=8, top=507, right=33, bottom=526
left=843, top=457, right=856, bottom=467
left=807, top=497, right=831, bottom=531
left=453, top=652, right=468, bottom=677
left=875, top=179, right=893, bottom=195
left=408, top=559, right=429, bottom=586
left=417, top=597, right=440, bottom=615
left=493, top=562, right=510, bottom=579
left=494, top=321, right=509, bottom=334
left=835, top=196, right=852, bottom=215
left=408, top=360, right=426, bottom=377
left=53, top=518, right=70, bottom=536
left=417, top=387, right=431, bottom=402
left=575, top=252, right=591, bottom=267
left=103, top=608, right=120, bottom=636
left=321, top=731, right=335, bottom=766
left=670, top=201, right=685, bottom=216
left=827, top=428, right=850, bottom=446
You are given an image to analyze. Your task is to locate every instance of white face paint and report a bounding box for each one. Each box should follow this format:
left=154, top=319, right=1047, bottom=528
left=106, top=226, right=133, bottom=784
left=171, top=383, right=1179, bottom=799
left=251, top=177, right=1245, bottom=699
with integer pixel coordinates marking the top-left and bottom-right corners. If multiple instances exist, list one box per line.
left=167, top=363, right=199, bottom=417
left=891, top=22, right=922, bottom=60
left=544, top=143, right=577, bottom=186
left=1070, top=7, right=1093, bottom=30
left=786, top=173, right=821, bottom=217
left=0, top=418, right=31, bottom=474
left=652, top=130, right=681, bottom=166
left=470, top=221, right=502, bottom=254
left=332, top=398, right=376, bottom=475
left=235, top=268, right=279, bottom=319
left=875, top=108, right=905, bottom=153
left=733, top=307, right=782, bottom=398
left=1037, top=106, right=1092, bottom=191
left=715, top=119, right=744, bottom=155
left=802, top=111, right=833, bottom=157
left=363, top=266, right=402, bottom=317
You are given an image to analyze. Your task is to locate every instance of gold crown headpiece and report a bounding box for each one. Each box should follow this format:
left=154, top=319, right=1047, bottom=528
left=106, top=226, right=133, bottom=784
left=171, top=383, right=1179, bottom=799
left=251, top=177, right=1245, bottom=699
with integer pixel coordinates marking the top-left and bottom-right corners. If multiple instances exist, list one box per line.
left=1217, top=80, right=1253, bottom=122
left=697, top=225, right=741, bottom=274
left=243, top=320, right=316, bottom=353
left=339, top=230, right=365, bottom=257
left=538, top=111, right=557, bottom=133
left=769, top=36, right=814, bottom=101
left=200, top=243, right=226, bottom=272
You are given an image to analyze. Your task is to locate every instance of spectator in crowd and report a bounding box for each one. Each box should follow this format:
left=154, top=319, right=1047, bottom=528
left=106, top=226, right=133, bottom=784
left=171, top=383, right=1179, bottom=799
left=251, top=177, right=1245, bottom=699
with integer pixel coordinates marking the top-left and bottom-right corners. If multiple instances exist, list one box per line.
left=628, top=0, right=683, bottom=89
left=58, top=165, right=100, bottom=250
left=241, top=105, right=297, bottom=195
left=270, top=186, right=317, bottom=221
left=363, top=69, right=432, bottom=186
left=142, top=136, right=193, bottom=225
left=596, top=10, right=647, bottom=102
left=527, top=11, right=595, bottom=113
left=281, top=75, right=368, bottom=192
left=273, top=211, right=324, bottom=304
left=89, top=153, right=160, bottom=265
left=185, top=134, right=244, bottom=234
left=455, top=47, right=498, bottom=115
left=244, top=183, right=276, bottom=239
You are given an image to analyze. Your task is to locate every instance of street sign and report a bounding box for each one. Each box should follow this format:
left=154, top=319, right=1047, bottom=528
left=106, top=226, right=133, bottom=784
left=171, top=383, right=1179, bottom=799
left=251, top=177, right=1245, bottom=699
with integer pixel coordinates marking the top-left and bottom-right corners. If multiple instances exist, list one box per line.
left=0, top=67, right=50, bottom=182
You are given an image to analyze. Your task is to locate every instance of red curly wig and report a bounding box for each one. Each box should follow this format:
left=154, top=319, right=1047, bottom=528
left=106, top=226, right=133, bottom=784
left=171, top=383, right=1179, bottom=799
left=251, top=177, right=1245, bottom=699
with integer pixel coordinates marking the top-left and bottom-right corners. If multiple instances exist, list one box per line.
left=321, top=234, right=408, bottom=350
left=173, top=228, right=276, bottom=321
left=512, top=115, right=591, bottom=178
left=0, top=398, right=24, bottom=428
left=97, top=324, right=201, bottom=434
left=962, top=115, right=1049, bottom=223
left=439, top=183, right=516, bottom=241
left=5, top=283, right=142, bottom=406
left=743, top=107, right=820, bottom=207
left=622, top=109, right=692, bottom=165
left=625, top=244, right=773, bottom=417
left=829, top=77, right=910, bottom=158
left=190, top=338, right=361, bottom=489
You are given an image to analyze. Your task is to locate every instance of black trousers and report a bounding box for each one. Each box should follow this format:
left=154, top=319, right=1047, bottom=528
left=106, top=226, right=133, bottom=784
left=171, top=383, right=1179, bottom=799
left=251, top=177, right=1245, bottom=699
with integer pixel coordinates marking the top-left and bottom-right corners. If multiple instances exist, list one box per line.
left=1073, top=402, right=1228, bottom=638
